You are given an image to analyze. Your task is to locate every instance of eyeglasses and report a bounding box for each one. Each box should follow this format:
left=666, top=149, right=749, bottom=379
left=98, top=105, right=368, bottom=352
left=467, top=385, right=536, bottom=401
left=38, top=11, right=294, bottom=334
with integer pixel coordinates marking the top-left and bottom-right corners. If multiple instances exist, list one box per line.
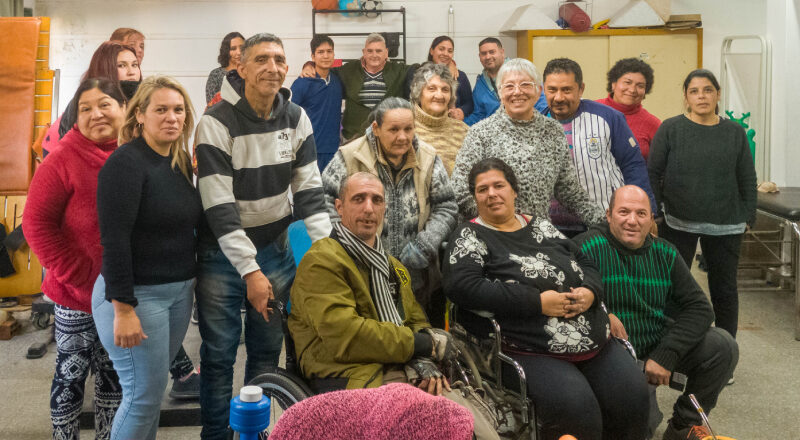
left=500, top=81, right=537, bottom=94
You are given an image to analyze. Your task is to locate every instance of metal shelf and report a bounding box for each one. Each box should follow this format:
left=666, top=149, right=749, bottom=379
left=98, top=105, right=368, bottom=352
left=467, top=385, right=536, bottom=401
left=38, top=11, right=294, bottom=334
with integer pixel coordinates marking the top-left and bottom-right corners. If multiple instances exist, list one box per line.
left=312, top=7, right=407, bottom=63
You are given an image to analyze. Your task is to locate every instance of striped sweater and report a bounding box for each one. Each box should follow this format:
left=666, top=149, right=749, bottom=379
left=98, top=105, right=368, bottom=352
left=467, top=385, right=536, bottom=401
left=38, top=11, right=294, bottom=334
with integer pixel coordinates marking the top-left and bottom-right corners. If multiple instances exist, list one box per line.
left=575, top=223, right=714, bottom=370
left=547, top=100, right=656, bottom=212
left=195, top=72, right=332, bottom=277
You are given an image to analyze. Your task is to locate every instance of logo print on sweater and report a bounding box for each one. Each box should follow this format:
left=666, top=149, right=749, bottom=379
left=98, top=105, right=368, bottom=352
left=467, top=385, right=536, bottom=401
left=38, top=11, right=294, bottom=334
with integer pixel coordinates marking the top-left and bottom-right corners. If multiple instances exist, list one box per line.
left=586, top=137, right=601, bottom=159
left=277, top=131, right=292, bottom=160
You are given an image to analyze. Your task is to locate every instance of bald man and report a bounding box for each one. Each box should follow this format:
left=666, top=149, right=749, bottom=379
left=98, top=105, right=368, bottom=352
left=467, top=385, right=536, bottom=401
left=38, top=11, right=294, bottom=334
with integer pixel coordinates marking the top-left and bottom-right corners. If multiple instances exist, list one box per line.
left=574, top=185, right=738, bottom=440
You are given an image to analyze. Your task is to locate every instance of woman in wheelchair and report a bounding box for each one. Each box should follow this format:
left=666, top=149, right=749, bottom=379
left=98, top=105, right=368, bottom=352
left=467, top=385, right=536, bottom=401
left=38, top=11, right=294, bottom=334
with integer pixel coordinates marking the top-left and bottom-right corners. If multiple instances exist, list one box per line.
left=443, top=158, right=650, bottom=440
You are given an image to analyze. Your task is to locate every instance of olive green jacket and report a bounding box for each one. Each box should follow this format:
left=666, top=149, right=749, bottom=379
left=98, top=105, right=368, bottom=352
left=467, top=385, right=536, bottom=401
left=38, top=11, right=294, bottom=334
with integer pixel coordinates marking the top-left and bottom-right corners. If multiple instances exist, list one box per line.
left=289, top=236, right=430, bottom=389
left=339, top=60, right=409, bottom=141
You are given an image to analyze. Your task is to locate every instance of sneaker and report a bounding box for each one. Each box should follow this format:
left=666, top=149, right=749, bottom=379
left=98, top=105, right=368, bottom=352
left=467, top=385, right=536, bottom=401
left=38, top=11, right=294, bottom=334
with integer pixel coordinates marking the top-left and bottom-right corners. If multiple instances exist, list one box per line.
left=169, top=370, right=201, bottom=400
left=191, top=303, right=199, bottom=325
left=727, top=375, right=735, bottom=386
left=662, top=421, right=711, bottom=440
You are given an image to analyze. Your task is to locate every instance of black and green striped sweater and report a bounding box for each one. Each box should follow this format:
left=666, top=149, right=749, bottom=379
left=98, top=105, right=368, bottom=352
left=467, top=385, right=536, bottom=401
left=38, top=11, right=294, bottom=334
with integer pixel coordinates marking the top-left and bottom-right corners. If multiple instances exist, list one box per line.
left=575, top=223, right=714, bottom=371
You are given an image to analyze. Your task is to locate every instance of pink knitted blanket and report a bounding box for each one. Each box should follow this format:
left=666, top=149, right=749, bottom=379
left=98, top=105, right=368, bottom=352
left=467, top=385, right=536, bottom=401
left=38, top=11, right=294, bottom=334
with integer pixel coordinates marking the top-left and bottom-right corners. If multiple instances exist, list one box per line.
left=269, top=383, right=474, bottom=439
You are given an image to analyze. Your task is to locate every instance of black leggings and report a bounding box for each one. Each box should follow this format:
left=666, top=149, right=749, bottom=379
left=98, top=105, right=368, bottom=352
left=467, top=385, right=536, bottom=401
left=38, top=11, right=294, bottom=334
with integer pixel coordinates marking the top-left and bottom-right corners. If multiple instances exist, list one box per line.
left=511, top=340, right=650, bottom=440
left=660, top=224, right=743, bottom=338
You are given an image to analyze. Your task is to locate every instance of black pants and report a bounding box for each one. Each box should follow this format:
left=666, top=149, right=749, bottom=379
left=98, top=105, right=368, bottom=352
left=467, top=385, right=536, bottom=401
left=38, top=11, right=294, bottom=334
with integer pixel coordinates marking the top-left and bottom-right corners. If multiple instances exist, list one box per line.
left=660, top=224, right=743, bottom=337
left=656, top=327, right=738, bottom=430
left=511, top=340, right=650, bottom=440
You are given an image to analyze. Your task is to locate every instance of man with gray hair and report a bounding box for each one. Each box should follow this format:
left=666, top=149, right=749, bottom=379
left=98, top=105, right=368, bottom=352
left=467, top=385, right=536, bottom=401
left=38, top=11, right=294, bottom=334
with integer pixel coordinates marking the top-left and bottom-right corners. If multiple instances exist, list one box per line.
left=301, top=33, right=411, bottom=140
left=194, top=32, right=332, bottom=439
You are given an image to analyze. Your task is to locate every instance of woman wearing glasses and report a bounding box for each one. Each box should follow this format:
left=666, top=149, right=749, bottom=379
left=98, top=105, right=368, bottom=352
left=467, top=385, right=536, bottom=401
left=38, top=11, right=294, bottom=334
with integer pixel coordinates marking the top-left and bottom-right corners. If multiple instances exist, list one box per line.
left=451, top=58, right=603, bottom=225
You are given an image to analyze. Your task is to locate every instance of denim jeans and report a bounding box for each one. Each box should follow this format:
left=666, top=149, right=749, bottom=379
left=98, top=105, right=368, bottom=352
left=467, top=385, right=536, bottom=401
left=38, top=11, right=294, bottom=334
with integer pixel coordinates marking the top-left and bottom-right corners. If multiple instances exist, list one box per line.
left=92, top=275, right=195, bottom=440
left=196, top=230, right=296, bottom=440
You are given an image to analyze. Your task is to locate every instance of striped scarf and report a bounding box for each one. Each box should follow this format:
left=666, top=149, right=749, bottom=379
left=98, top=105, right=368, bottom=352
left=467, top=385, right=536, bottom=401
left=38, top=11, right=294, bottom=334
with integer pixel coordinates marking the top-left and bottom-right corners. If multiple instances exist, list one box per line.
left=333, top=222, right=404, bottom=326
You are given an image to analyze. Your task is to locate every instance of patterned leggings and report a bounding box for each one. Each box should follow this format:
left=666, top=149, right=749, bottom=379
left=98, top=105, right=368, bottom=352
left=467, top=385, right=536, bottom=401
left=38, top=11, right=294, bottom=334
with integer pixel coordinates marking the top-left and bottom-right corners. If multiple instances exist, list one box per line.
left=51, top=304, right=121, bottom=440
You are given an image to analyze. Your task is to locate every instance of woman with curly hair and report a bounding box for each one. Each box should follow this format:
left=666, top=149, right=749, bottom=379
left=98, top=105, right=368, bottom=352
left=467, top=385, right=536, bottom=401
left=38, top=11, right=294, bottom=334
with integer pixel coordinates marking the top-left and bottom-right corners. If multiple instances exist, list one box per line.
left=597, top=58, right=661, bottom=160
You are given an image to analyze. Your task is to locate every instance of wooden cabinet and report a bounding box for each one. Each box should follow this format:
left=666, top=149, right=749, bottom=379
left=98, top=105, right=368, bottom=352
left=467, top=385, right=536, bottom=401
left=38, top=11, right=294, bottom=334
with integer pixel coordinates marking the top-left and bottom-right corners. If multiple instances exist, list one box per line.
left=516, top=29, right=703, bottom=120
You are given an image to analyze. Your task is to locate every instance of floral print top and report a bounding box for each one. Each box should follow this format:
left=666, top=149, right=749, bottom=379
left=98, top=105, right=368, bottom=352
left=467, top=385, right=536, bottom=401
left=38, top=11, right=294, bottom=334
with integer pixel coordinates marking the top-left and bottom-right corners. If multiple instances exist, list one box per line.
left=443, top=217, right=610, bottom=358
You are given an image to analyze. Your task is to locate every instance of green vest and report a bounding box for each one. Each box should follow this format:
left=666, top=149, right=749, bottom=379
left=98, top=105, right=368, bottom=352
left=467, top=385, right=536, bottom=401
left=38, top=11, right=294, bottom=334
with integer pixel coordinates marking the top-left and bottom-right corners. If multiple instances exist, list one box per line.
left=338, top=60, right=409, bottom=140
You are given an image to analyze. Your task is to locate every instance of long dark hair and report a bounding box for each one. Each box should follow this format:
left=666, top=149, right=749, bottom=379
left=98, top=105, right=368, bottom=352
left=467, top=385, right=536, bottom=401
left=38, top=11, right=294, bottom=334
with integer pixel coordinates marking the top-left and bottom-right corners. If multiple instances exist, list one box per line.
left=427, top=35, right=454, bottom=62
left=683, top=69, right=721, bottom=115
left=468, top=158, right=519, bottom=195
left=82, top=41, right=138, bottom=82
left=218, top=32, right=245, bottom=68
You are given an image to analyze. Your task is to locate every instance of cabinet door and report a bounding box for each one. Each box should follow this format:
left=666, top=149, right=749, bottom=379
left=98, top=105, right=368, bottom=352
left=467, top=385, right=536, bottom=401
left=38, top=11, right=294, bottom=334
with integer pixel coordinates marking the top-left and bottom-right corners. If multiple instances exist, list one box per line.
left=531, top=36, right=609, bottom=101
left=609, top=34, right=699, bottom=120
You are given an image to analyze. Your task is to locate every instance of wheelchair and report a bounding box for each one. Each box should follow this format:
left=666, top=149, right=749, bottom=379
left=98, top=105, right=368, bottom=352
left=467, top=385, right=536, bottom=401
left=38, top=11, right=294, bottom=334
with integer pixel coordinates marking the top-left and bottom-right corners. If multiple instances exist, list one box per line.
left=242, top=300, right=540, bottom=439
left=446, top=303, right=540, bottom=440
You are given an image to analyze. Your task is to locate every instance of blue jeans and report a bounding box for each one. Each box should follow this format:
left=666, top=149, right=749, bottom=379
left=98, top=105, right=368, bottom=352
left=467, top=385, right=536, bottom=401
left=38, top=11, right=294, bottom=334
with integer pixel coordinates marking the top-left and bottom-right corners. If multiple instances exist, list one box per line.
left=92, top=275, right=195, bottom=440
left=196, top=231, right=296, bottom=440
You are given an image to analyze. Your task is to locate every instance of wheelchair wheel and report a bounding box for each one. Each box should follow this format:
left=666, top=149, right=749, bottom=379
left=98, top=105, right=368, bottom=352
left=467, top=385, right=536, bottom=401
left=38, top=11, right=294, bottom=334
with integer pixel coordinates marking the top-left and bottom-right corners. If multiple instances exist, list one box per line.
left=247, top=368, right=314, bottom=435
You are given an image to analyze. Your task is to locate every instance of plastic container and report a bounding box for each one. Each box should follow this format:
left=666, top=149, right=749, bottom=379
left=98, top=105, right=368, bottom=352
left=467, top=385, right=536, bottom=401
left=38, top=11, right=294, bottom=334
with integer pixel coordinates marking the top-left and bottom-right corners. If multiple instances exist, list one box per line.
left=230, top=385, right=270, bottom=440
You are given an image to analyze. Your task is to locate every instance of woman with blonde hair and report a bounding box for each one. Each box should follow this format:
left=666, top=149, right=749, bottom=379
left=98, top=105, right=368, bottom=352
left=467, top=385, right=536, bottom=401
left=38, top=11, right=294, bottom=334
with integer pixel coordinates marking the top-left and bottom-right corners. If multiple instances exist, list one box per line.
left=92, top=76, right=203, bottom=439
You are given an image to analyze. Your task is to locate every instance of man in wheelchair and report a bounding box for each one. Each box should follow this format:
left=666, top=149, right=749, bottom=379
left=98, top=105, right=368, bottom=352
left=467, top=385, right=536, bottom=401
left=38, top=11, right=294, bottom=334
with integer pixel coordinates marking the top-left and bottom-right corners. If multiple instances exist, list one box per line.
left=575, top=185, right=739, bottom=440
left=288, top=172, right=499, bottom=439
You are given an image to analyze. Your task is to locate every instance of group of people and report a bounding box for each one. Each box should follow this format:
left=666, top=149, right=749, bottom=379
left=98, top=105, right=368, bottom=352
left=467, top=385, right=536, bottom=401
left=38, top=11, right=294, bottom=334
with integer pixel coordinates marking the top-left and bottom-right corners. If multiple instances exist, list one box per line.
left=22, top=23, right=755, bottom=440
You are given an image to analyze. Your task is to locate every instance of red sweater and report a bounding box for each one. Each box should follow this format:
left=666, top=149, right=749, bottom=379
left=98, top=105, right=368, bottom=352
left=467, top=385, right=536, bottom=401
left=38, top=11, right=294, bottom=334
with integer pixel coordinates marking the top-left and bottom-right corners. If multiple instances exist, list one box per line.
left=596, top=94, right=661, bottom=160
left=24, top=129, right=117, bottom=313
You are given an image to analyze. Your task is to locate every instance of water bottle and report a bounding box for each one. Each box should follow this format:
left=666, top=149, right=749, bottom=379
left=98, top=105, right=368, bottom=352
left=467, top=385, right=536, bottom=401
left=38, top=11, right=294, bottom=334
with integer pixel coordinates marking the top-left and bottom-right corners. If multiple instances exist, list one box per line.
left=230, top=385, right=270, bottom=440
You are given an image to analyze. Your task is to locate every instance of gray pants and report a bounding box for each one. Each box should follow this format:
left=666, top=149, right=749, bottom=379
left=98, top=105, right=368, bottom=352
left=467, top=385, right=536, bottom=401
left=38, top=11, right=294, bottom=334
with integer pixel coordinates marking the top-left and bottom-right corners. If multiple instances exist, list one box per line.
left=648, top=327, right=738, bottom=433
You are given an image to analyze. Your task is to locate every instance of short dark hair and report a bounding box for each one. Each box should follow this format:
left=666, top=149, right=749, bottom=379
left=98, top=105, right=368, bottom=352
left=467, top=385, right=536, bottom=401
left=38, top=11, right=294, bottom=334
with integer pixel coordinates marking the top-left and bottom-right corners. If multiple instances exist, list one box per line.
left=217, top=32, right=245, bottom=68
left=683, top=69, right=721, bottom=115
left=72, top=77, right=127, bottom=109
left=543, top=57, right=583, bottom=85
left=607, top=58, right=654, bottom=94
left=468, top=158, right=519, bottom=196
left=478, top=37, right=503, bottom=49
left=427, top=35, right=454, bottom=62
left=311, top=35, right=334, bottom=54
left=338, top=171, right=383, bottom=200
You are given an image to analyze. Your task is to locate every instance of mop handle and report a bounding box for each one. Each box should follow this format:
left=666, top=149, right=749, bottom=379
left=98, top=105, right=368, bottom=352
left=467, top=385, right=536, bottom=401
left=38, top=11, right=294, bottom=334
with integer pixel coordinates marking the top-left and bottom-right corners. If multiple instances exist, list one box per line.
left=688, top=394, right=718, bottom=440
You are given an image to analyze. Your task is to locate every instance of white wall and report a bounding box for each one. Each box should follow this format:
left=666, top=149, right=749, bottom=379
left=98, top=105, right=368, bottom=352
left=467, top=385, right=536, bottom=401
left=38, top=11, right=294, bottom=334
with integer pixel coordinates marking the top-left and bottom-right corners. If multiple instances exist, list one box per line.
left=36, top=0, right=792, bottom=183
left=765, top=0, right=800, bottom=186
